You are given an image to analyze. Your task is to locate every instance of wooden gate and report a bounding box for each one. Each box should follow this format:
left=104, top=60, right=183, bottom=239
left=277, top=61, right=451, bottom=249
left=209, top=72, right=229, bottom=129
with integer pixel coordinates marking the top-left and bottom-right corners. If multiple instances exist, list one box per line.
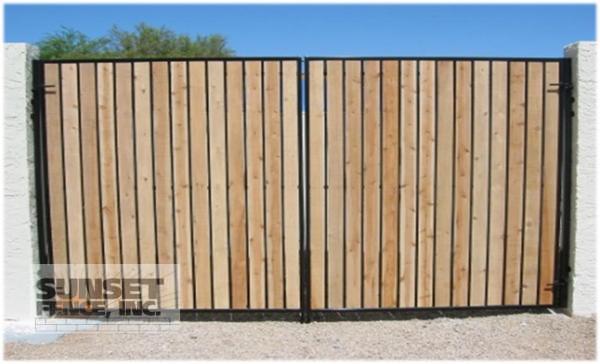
left=34, top=56, right=571, bottom=321
left=306, top=57, right=571, bottom=313
left=35, top=58, right=303, bottom=313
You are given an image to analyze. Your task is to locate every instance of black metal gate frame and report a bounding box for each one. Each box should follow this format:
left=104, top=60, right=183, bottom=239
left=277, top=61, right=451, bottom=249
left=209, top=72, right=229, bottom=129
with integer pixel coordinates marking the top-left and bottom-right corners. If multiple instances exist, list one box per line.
left=32, top=56, right=573, bottom=323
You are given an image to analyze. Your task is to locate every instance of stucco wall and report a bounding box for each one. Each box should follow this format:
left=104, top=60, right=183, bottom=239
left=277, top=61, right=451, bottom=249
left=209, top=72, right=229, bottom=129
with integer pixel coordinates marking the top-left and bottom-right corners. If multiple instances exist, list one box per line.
left=564, top=41, right=596, bottom=317
left=4, top=43, right=40, bottom=321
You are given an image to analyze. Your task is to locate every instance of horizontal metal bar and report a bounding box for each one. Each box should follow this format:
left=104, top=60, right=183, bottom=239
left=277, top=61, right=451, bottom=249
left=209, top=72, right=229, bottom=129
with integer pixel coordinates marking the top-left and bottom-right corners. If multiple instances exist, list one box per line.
left=37, top=57, right=302, bottom=64
left=310, top=306, right=560, bottom=321
left=178, top=309, right=301, bottom=314
left=49, top=307, right=302, bottom=322
left=45, top=306, right=558, bottom=322
left=304, top=56, right=567, bottom=62
left=44, top=306, right=301, bottom=313
left=36, top=56, right=567, bottom=65
left=180, top=310, right=301, bottom=322
left=311, top=304, right=555, bottom=313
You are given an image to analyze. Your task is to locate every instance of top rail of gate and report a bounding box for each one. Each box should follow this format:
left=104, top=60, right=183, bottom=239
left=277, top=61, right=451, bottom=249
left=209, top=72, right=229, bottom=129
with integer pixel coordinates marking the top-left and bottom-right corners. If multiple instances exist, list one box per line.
left=305, top=56, right=567, bottom=62
left=36, top=56, right=302, bottom=63
left=36, top=56, right=567, bottom=64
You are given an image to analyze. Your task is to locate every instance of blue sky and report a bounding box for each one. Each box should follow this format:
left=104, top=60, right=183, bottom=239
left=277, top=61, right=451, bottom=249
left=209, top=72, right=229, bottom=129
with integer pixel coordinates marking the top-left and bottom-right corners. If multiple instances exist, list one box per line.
left=4, top=4, right=596, bottom=57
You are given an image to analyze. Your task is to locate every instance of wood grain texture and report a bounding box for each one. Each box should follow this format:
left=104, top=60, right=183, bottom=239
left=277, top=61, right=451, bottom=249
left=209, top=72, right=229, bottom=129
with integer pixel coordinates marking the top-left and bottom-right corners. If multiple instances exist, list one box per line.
left=282, top=61, right=300, bottom=308
left=344, top=60, right=363, bottom=308
left=264, top=61, right=284, bottom=308
left=521, top=62, right=544, bottom=305
left=363, top=60, right=381, bottom=308
left=207, top=61, right=230, bottom=309
left=417, top=60, right=435, bottom=307
left=487, top=61, right=508, bottom=305
left=133, top=62, right=158, bottom=305
left=469, top=61, right=490, bottom=306
left=170, top=61, right=194, bottom=308
left=115, top=63, right=140, bottom=300
left=78, top=63, right=103, bottom=303
left=452, top=61, right=472, bottom=307
left=504, top=62, right=526, bottom=305
left=151, top=62, right=176, bottom=309
left=326, top=60, right=344, bottom=308
left=539, top=63, right=560, bottom=305
left=97, top=62, right=122, bottom=309
left=246, top=61, right=267, bottom=308
left=434, top=61, right=454, bottom=307
left=309, top=60, right=325, bottom=309
left=44, top=63, right=71, bottom=308
left=381, top=60, right=399, bottom=308
left=399, top=61, right=417, bottom=308
left=189, top=61, right=212, bottom=308
left=226, top=61, right=248, bottom=309
left=61, top=63, right=87, bottom=305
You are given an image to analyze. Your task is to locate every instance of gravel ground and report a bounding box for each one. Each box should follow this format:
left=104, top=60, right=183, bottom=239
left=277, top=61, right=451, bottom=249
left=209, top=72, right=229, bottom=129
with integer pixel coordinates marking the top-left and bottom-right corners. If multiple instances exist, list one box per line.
left=4, top=313, right=595, bottom=360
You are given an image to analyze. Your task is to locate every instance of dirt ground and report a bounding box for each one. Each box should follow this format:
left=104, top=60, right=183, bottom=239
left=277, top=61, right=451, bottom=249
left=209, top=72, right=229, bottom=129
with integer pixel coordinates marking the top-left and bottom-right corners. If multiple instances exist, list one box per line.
left=4, top=312, right=596, bottom=360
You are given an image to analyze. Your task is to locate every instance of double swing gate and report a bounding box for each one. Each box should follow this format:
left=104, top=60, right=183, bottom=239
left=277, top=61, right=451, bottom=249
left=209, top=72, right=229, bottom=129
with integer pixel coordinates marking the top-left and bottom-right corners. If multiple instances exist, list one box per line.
left=33, top=56, right=572, bottom=322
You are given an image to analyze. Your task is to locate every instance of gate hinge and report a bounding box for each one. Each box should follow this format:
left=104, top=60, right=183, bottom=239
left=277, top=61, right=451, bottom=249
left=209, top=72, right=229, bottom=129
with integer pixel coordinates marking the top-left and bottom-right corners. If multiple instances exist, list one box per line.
left=550, top=82, right=573, bottom=90
left=34, top=84, right=55, bottom=91
left=552, top=279, right=568, bottom=290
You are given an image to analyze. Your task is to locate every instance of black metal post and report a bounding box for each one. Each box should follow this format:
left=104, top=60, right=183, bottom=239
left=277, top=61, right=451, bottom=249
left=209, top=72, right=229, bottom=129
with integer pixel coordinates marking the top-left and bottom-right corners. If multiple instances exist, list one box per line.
left=32, top=60, right=54, bottom=315
left=554, top=58, right=573, bottom=308
left=300, top=59, right=311, bottom=323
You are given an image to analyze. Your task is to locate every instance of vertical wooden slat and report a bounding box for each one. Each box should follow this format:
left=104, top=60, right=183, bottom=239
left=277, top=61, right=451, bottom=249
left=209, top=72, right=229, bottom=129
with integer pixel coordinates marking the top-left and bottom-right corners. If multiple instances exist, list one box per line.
left=133, top=62, right=157, bottom=305
left=115, top=63, right=139, bottom=300
left=399, top=60, right=417, bottom=308
left=246, top=61, right=266, bottom=308
left=539, top=62, right=560, bottom=305
left=487, top=61, right=508, bottom=305
left=207, top=61, right=230, bottom=309
left=61, top=63, right=87, bottom=305
left=381, top=60, right=399, bottom=308
left=97, top=63, right=121, bottom=308
left=417, top=60, right=435, bottom=307
left=79, top=63, right=103, bottom=303
left=226, top=61, right=248, bottom=309
left=151, top=62, right=176, bottom=309
left=326, top=60, right=344, bottom=308
left=452, top=61, right=472, bottom=307
left=45, top=63, right=70, bottom=308
left=282, top=61, right=300, bottom=308
left=505, top=62, right=526, bottom=305
left=170, top=61, right=194, bottom=308
left=264, top=61, right=284, bottom=308
left=189, top=61, right=212, bottom=308
left=308, top=60, right=325, bottom=309
left=344, top=60, right=362, bottom=308
left=521, top=62, right=544, bottom=305
left=434, top=61, right=454, bottom=307
left=363, top=60, right=381, bottom=308
left=469, top=61, right=490, bottom=306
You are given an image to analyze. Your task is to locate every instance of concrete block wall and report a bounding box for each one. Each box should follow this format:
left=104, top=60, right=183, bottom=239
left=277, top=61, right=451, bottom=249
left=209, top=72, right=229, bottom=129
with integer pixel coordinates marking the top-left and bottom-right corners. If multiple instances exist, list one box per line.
left=564, top=41, right=596, bottom=317
left=4, top=43, right=40, bottom=321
